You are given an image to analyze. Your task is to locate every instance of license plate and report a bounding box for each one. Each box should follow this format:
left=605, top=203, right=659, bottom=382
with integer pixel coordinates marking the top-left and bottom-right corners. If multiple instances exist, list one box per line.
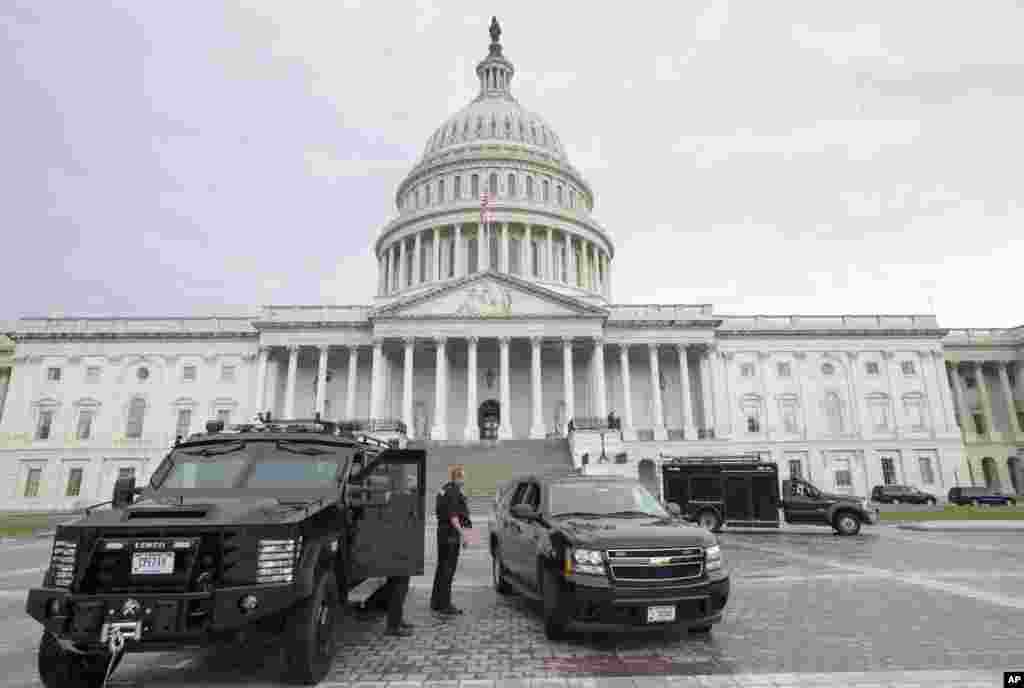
left=646, top=605, right=676, bottom=623
left=131, top=552, right=175, bottom=575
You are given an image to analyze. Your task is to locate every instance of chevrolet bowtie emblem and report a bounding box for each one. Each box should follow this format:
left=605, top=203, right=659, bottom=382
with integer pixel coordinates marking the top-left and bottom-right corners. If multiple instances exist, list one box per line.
left=650, top=557, right=672, bottom=566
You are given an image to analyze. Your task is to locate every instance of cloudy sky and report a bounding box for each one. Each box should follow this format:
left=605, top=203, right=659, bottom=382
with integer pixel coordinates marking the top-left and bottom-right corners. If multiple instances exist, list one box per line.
left=3, top=1, right=1022, bottom=327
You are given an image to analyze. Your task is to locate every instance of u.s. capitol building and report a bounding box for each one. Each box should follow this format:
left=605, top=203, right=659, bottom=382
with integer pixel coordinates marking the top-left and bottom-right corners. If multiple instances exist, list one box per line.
left=2, top=21, right=1022, bottom=510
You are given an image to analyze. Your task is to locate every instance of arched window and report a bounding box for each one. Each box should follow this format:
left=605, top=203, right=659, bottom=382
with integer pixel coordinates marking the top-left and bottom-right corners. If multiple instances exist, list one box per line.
left=453, top=175, right=461, bottom=199
left=526, top=176, right=534, bottom=199
left=425, top=184, right=431, bottom=205
left=471, top=174, right=479, bottom=198
left=543, top=180, right=550, bottom=202
left=125, top=397, right=146, bottom=439
left=557, top=185, right=563, bottom=205
left=490, top=118, right=496, bottom=137
left=438, top=179, right=445, bottom=203
left=507, top=174, right=516, bottom=198
left=824, top=391, right=844, bottom=434
left=489, top=172, right=498, bottom=195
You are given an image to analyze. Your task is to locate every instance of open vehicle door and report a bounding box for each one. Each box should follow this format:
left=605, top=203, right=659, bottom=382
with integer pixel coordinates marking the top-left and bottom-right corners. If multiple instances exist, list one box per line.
left=348, top=449, right=427, bottom=579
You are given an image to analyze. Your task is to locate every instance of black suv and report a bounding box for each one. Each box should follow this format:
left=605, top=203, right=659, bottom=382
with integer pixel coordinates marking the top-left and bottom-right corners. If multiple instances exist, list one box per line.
left=871, top=485, right=938, bottom=505
left=26, top=418, right=426, bottom=687
left=489, top=473, right=729, bottom=640
left=947, top=486, right=1017, bottom=506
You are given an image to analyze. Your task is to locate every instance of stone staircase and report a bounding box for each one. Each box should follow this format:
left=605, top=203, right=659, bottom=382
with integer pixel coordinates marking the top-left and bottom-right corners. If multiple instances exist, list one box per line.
left=408, top=438, right=574, bottom=500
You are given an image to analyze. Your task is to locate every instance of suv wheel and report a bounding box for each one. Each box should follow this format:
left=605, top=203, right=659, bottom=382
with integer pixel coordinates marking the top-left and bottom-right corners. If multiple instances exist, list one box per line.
left=38, top=632, right=111, bottom=688
left=492, top=548, right=513, bottom=595
left=283, top=569, right=340, bottom=685
left=697, top=510, right=722, bottom=533
left=834, top=511, right=861, bottom=536
left=540, top=568, right=568, bottom=641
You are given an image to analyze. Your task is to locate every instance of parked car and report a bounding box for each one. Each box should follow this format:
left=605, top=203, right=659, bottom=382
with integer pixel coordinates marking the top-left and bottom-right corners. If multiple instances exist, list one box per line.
left=489, top=473, right=729, bottom=639
left=871, top=485, right=938, bottom=505
left=947, top=486, right=1017, bottom=506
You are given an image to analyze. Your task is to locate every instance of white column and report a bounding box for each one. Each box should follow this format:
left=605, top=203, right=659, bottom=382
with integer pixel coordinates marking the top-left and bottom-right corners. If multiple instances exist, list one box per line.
left=500, top=223, right=509, bottom=273
left=881, top=351, right=900, bottom=438
left=594, top=338, right=608, bottom=420
left=606, top=254, right=612, bottom=299
left=369, top=338, right=384, bottom=420
left=700, top=350, right=714, bottom=437
left=414, top=231, right=423, bottom=285
left=998, top=361, right=1021, bottom=435
left=648, top=343, right=666, bottom=440
left=917, top=350, right=944, bottom=436
left=619, top=344, right=635, bottom=439
left=562, top=337, right=575, bottom=434
left=932, top=352, right=957, bottom=434
left=431, top=337, right=447, bottom=440
left=547, top=228, right=555, bottom=281
left=402, top=338, right=415, bottom=437
left=390, top=246, right=399, bottom=293
left=715, top=349, right=733, bottom=437
left=397, top=240, right=406, bottom=290
left=844, top=352, right=861, bottom=437
left=567, top=235, right=576, bottom=287
left=677, top=344, right=696, bottom=439
left=283, top=345, right=299, bottom=419
left=345, top=346, right=358, bottom=419
left=530, top=337, right=545, bottom=439
left=950, top=361, right=971, bottom=436
left=794, top=352, right=812, bottom=439
left=464, top=337, right=479, bottom=441
left=255, top=346, right=270, bottom=416
left=378, top=256, right=385, bottom=296
left=499, top=337, right=513, bottom=439
left=440, top=226, right=450, bottom=280
left=315, top=345, right=329, bottom=418
left=975, top=361, right=995, bottom=438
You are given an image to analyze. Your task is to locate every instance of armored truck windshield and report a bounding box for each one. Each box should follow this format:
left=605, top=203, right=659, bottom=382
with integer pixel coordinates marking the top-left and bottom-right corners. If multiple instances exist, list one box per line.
left=549, top=481, right=668, bottom=518
left=152, top=440, right=351, bottom=490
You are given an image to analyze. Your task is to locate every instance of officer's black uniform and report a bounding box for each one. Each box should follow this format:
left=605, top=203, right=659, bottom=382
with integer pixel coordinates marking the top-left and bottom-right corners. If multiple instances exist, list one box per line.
left=430, top=480, right=471, bottom=614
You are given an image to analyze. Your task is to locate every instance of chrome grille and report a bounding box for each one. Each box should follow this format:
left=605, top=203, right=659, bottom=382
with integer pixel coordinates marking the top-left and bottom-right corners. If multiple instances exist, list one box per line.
left=607, top=546, right=704, bottom=583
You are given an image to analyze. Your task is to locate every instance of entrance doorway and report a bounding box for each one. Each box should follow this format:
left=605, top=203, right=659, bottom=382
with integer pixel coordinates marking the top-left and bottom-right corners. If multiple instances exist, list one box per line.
left=479, top=399, right=500, bottom=440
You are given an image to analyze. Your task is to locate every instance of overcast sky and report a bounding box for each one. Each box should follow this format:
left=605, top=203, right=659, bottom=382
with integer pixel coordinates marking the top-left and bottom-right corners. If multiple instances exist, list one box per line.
left=3, top=1, right=1022, bottom=328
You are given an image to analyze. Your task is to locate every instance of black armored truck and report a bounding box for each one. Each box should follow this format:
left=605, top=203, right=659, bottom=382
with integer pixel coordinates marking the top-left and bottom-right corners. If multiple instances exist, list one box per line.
left=661, top=455, right=878, bottom=536
left=25, top=416, right=427, bottom=687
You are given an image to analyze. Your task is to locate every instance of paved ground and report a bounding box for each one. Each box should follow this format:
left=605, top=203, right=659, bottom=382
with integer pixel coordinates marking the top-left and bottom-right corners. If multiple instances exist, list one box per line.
left=0, top=524, right=1016, bottom=687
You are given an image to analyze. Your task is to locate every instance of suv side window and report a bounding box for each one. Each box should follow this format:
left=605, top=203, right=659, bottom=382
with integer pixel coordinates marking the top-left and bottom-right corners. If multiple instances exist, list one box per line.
left=524, top=483, right=541, bottom=510
left=509, top=481, right=530, bottom=509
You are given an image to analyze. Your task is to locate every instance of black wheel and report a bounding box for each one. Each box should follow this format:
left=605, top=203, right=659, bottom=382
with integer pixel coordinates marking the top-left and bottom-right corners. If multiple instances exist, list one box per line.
left=540, top=568, right=568, bottom=641
left=928, top=498, right=937, bottom=506
left=696, top=510, right=722, bottom=533
left=38, top=632, right=111, bottom=688
left=689, top=624, right=713, bottom=634
left=283, top=569, right=340, bottom=685
left=492, top=547, right=513, bottom=595
left=833, top=511, right=861, bottom=536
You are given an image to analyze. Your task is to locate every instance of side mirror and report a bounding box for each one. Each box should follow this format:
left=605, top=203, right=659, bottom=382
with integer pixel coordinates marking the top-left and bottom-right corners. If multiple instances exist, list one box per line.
left=666, top=502, right=682, bottom=517
left=511, top=503, right=538, bottom=521
left=112, top=477, right=140, bottom=509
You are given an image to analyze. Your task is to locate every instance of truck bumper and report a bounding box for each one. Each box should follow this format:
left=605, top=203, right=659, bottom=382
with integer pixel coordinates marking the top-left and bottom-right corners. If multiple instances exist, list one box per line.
left=563, top=575, right=730, bottom=630
left=26, top=584, right=297, bottom=652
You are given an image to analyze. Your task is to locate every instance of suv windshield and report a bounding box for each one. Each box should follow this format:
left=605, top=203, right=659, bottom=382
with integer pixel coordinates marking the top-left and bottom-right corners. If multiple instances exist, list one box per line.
left=549, top=482, right=668, bottom=518
left=155, top=440, right=350, bottom=490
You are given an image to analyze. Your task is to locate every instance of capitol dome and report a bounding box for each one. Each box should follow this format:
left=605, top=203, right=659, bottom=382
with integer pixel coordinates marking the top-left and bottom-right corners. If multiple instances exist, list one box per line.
left=375, top=18, right=614, bottom=305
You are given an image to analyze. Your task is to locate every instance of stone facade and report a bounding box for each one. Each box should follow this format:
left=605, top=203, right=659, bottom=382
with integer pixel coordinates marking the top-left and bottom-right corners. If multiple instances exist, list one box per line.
left=0, top=23, right=1021, bottom=510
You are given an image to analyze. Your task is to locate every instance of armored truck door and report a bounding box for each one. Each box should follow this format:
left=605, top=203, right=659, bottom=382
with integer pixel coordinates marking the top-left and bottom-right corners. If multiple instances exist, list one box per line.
left=348, top=449, right=426, bottom=579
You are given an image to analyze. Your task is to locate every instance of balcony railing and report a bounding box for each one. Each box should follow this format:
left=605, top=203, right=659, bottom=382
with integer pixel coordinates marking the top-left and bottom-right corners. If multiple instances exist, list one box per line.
left=719, top=314, right=942, bottom=331
left=336, top=418, right=408, bottom=435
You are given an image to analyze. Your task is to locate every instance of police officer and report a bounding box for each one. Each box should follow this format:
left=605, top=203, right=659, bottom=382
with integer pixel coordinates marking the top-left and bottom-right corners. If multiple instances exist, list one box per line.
left=431, top=465, right=471, bottom=615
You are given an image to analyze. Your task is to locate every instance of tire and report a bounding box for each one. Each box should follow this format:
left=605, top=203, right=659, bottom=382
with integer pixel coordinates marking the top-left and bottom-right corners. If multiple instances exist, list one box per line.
left=283, top=569, right=340, bottom=685
left=492, top=548, right=513, bottom=595
left=540, top=568, right=568, bottom=641
left=689, top=624, right=713, bottom=634
left=928, top=498, right=936, bottom=506
left=38, top=632, right=110, bottom=688
left=833, top=511, right=861, bottom=536
left=696, top=510, right=722, bottom=533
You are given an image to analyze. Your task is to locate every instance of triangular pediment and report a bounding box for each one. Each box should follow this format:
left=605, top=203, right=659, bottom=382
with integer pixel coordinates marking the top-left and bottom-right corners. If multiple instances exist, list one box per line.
left=374, top=271, right=607, bottom=319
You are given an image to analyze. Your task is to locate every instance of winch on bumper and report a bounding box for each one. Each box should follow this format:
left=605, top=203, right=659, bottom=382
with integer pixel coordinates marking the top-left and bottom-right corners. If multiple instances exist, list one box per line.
left=26, top=583, right=297, bottom=650
left=561, top=573, right=730, bottom=629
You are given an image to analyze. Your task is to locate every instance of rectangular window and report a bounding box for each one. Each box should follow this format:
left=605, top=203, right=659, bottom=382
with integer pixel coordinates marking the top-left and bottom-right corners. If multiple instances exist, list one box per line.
left=904, top=397, right=927, bottom=431
left=24, top=468, right=42, bottom=498
left=217, top=409, right=232, bottom=426
left=176, top=409, right=192, bottom=439
left=65, top=468, right=84, bottom=497
left=781, top=402, right=799, bottom=433
left=125, top=398, right=146, bottom=439
left=454, top=175, right=461, bottom=198
left=918, top=456, right=935, bottom=484
left=438, top=179, right=444, bottom=203
left=509, top=237, right=521, bottom=275
left=471, top=174, right=479, bottom=197
left=833, top=458, right=852, bottom=488
left=526, top=176, right=534, bottom=199
left=47, top=367, right=62, bottom=382
left=221, top=365, right=236, bottom=383
left=741, top=364, right=754, bottom=377
left=777, top=362, right=791, bottom=377
left=183, top=365, right=197, bottom=382
left=36, top=410, right=54, bottom=440
left=901, top=361, right=916, bottom=376
left=788, top=459, right=802, bottom=480
left=76, top=409, right=94, bottom=440
left=865, top=362, right=879, bottom=375
left=880, top=457, right=897, bottom=485
left=86, top=366, right=102, bottom=383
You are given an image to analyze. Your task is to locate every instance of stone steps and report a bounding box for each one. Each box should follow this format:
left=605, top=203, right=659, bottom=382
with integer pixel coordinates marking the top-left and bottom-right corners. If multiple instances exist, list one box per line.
left=410, top=438, right=573, bottom=497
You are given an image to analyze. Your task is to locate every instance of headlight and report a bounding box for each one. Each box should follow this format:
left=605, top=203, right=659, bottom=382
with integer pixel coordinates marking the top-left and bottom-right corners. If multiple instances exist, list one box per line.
left=704, top=544, right=722, bottom=573
left=257, top=538, right=301, bottom=584
left=49, top=540, right=77, bottom=588
left=565, top=548, right=605, bottom=576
